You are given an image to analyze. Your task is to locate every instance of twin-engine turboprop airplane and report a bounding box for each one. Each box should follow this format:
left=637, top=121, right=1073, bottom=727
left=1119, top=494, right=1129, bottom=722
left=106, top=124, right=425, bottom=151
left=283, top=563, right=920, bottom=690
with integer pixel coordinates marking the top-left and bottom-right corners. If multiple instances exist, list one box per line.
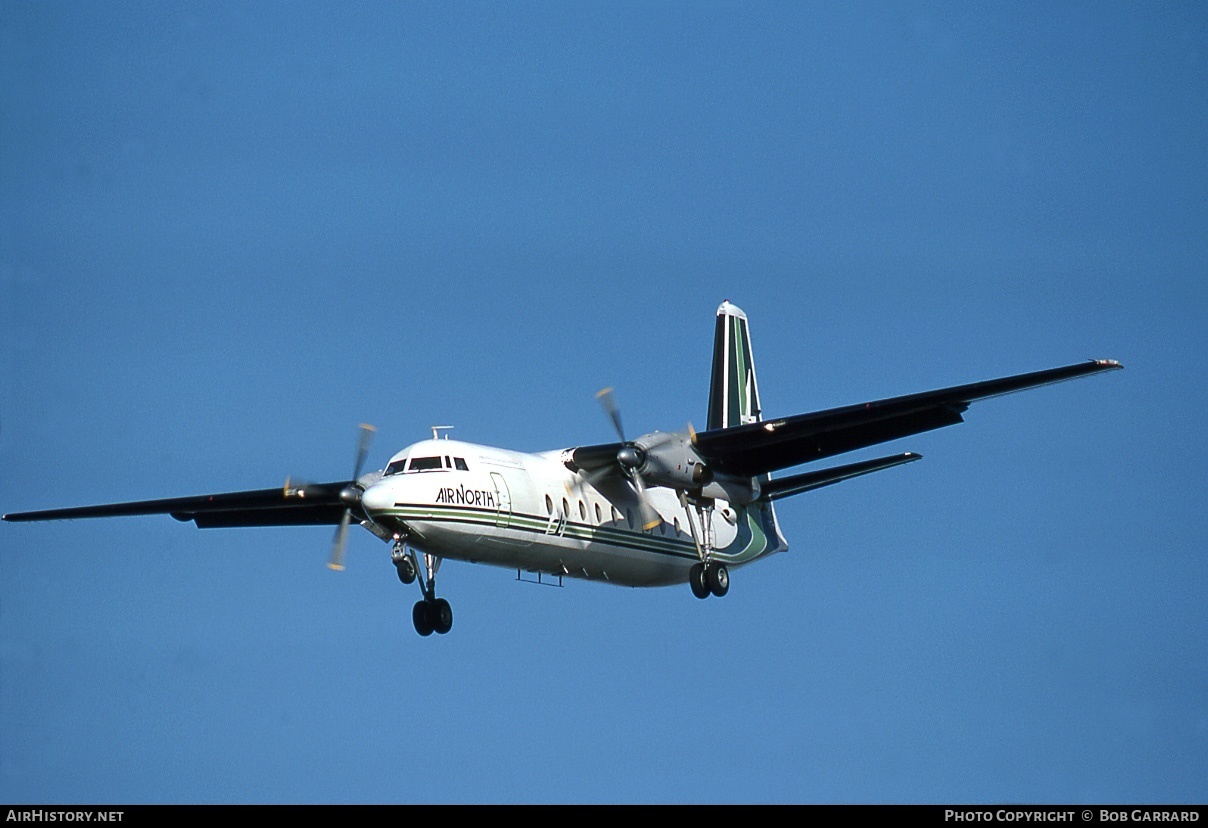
left=3, top=302, right=1122, bottom=636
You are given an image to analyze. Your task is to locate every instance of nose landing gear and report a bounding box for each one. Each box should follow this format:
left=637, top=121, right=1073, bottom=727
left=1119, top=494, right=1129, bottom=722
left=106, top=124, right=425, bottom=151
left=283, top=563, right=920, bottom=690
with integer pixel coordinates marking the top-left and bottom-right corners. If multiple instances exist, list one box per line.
left=394, top=554, right=416, bottom=585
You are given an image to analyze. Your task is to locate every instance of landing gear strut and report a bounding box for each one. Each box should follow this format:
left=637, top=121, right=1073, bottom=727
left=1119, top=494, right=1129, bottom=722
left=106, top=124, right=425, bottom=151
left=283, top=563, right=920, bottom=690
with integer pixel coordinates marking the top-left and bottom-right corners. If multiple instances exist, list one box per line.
left=393, top=537, right=452, bottom=636
left=680, top=491, right=730, bottom=599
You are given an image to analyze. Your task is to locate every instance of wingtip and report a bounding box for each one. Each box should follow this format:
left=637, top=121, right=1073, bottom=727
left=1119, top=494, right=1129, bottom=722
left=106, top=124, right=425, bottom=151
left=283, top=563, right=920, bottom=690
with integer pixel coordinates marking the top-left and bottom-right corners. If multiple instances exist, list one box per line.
left=1093, top=359, right=1123, bottom=369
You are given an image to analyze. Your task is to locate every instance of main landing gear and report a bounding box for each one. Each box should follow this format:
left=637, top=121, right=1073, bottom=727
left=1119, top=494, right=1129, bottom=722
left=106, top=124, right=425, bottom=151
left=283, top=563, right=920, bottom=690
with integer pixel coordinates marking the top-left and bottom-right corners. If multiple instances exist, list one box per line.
left=412, top=596, right=452, bottom=637
left=393, top=538, right=452, bottom=636
left=689, top=561, right=729, bottom=599
left=679, top=492, right=730, bottom=600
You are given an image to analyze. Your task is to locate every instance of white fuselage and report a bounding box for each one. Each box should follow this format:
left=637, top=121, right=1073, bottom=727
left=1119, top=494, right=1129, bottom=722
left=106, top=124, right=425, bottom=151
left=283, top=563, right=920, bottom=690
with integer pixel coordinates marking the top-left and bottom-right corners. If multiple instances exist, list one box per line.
left=359, top=439, right=787, bottom=588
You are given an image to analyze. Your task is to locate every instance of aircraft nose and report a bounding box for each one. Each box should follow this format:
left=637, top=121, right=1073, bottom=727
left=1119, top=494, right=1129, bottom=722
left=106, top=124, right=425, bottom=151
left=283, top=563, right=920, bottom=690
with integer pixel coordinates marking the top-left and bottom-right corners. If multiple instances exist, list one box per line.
left=360, top=483, right=394, bottom=514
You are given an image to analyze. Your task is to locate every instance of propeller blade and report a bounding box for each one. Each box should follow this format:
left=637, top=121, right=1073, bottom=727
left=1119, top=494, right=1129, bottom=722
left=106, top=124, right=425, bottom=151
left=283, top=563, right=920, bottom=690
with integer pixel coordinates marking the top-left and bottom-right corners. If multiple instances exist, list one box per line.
left=283, top=476, right=318, bottom=498
left=630, top=474, right=661, bottom=531
left=565, top=464, right=615, bottom=500
left=596, top=388, right=625, bottom=442
left=352, top=423, right=376, bottom=481
left=592, top=387, right=657, bottom=528
left=328, top=509, right=352, bottom=571
left=327, top=423, right=376, bottom=571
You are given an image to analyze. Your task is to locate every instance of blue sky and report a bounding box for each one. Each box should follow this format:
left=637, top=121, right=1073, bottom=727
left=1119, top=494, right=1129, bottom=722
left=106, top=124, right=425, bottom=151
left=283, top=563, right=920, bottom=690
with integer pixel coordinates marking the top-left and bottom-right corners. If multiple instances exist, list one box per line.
left=1, top=1, right=1204, bottom=804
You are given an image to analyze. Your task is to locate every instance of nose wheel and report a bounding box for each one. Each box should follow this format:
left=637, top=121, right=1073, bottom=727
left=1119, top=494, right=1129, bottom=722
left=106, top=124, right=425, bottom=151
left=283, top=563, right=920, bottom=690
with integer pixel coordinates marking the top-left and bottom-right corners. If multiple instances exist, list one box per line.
left=394, top=555, right=416, bottom=584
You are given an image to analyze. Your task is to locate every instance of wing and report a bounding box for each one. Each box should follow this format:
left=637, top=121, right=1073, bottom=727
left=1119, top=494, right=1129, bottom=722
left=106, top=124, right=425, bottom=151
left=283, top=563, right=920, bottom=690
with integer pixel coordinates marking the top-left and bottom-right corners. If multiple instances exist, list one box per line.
left=2, top=481, right=353, bottom=528
left=692, top=360, right=1122, bottom=478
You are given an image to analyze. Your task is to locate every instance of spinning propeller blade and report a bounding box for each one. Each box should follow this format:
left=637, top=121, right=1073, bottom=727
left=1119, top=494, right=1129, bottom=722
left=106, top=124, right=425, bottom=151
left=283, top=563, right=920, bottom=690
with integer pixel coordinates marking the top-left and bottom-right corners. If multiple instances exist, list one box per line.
left=329, top=510, right=353, bottom=571
left=591, top=388, right=661, bottom=531
left=596, top=387, right=624, bottom=442
left=630, top=473, right=661, bottom=532
left=328, top=423, right=376, bottom=571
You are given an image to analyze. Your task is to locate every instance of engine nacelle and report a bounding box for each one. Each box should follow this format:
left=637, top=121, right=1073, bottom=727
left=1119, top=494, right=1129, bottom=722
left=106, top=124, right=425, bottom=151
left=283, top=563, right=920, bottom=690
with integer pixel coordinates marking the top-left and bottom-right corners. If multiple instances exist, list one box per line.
left=632, top=432, right=714, bottom=491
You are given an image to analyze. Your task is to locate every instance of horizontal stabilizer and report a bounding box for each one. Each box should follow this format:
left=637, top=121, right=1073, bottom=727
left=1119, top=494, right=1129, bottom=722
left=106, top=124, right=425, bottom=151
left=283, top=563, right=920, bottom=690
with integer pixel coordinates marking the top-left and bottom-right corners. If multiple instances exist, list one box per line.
left=760, top=453, right=922, bottom=502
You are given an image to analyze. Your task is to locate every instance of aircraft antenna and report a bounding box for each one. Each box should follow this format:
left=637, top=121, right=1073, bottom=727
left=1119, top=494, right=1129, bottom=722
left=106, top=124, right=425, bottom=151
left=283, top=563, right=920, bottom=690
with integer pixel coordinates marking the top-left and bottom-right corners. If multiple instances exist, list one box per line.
left=431, top=425, right=454, bottom=440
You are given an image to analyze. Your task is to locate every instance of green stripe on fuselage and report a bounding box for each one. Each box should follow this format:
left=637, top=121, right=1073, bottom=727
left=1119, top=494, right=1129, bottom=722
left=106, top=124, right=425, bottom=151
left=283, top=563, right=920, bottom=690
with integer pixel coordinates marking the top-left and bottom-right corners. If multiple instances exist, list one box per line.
left=378, top=502, right=776, bottom=563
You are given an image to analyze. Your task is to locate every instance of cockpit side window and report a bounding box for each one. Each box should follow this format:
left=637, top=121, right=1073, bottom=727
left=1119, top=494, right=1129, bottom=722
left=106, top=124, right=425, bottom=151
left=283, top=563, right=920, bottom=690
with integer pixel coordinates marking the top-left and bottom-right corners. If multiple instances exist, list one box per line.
left=454, top=457, right=469, bottom=471
left=385, top=459, right=408, bottom=476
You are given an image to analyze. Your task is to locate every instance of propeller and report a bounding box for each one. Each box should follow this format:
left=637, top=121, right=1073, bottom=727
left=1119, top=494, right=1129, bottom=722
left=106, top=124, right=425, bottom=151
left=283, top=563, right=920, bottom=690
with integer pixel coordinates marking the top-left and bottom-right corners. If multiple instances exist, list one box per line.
left=328, top=423, right=376, bottom=571
left=594, top=388, right=661, bottom=531
left=596, top=387, right=625, bottom=445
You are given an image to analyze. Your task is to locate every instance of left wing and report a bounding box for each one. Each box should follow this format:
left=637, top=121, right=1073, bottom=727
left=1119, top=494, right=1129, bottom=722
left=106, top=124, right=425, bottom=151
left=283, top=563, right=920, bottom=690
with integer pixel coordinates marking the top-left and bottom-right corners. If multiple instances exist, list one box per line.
left=2, top=481, right=353, bottom=527
left=692, top=360, right=1122, bottom=478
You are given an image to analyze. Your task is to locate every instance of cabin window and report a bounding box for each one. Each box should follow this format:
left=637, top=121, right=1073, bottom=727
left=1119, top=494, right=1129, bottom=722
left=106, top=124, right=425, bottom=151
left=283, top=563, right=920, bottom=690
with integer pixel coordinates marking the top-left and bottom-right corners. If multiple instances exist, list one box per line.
left=562, top=498, right=569, bottom=518
left=612, top=506, right=620, bottom=525
left=407, top=456, right=443, bottom=473
left=594, top=503, right=602, bottom=524
left=545, top=495, right=553, bottom=515
left=454, top=457, right=469, bottom=471
left=578, top=500, right=586, bottom=520
left=674, top=517, right=681, bottom=535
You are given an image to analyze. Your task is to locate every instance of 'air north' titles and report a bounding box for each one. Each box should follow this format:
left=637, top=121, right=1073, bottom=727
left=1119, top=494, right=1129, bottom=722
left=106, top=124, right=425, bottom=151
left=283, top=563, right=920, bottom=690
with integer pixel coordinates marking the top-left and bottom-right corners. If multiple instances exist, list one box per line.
left=435, top=485, right=495, bottom=508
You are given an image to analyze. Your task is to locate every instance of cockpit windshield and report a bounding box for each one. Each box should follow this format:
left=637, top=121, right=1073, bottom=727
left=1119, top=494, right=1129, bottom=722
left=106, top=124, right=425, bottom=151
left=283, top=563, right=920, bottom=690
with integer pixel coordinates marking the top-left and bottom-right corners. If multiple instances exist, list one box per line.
left=384, top=454, right=471, bottom=476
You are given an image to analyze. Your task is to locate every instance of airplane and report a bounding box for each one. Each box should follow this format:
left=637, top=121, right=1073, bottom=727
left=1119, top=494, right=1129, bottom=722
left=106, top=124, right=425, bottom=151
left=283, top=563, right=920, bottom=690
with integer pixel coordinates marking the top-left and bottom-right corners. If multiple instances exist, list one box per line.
left=3, top=301, right=1122, bottom=636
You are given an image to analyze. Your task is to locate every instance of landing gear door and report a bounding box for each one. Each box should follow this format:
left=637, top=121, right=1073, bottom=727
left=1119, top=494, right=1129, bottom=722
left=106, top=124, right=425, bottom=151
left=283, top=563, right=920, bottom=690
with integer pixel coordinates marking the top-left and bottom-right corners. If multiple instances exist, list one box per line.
left=490, top=471, right=512, bottom=528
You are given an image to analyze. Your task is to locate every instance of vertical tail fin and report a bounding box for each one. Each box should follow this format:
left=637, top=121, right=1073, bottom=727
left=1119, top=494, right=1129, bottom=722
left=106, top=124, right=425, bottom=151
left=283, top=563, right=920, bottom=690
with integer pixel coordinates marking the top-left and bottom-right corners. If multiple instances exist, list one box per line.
left=707, top=301, right=763, bottom=430
left=705, top=301, right=789, bottom=557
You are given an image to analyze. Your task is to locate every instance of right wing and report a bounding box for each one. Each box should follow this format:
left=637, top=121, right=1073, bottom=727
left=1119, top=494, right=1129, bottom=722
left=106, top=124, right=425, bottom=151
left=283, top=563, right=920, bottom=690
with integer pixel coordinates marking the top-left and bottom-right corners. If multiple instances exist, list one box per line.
left=2, top=481, right=354, bottom=528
